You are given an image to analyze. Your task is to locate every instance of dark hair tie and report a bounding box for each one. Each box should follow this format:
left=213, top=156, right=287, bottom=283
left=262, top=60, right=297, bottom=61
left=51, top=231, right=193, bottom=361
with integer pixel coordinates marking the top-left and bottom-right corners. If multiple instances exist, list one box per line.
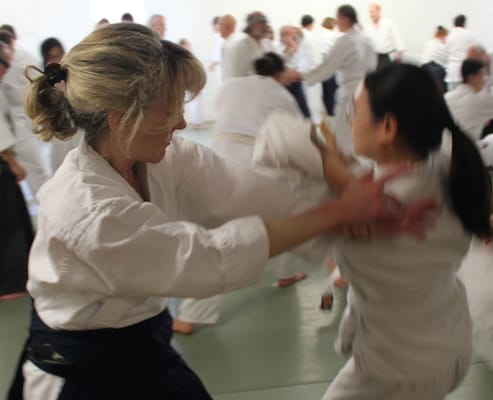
left=45, top=63, right=67, bottom=86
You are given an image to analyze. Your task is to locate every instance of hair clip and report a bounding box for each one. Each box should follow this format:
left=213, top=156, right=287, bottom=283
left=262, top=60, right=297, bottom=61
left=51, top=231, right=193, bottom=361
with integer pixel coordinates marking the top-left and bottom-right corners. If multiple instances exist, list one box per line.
left=45, top=63, right=67, bottom=86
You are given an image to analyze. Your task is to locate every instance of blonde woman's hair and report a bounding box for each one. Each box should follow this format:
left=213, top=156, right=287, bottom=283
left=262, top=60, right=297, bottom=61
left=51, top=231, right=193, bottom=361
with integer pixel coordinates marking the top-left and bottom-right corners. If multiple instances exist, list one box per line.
left=25, top=23, right=206, bottom=146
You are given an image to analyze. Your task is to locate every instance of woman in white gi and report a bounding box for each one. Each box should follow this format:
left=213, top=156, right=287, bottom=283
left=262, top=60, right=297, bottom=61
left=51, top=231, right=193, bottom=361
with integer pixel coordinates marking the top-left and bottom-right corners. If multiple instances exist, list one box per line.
left=7, top=24, right=411, bottom=399
left=322, top=64, right=491, bottom=399
left=283, top=5, right=376, bottom=156
left=254, top=63, right=492, bottom=399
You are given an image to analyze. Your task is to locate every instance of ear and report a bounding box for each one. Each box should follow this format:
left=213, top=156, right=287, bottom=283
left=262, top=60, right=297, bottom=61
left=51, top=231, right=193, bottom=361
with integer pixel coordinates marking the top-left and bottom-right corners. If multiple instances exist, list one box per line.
left=107, top=111, right=131, bottom=138
left=379, top=113, right=398, bottom=145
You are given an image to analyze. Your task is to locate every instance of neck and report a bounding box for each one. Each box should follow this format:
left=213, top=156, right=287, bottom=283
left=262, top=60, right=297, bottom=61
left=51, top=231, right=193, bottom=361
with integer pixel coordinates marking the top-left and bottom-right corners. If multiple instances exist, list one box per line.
left=373, top=147, right=422, bottom=169
left=95, top=135, right=136, bottom=182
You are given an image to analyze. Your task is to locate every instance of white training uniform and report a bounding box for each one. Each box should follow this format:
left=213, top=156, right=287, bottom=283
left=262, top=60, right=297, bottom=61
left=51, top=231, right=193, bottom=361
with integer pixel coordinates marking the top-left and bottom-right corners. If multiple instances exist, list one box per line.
left=2, top=46, right=50, bottom=195
left=421, top=38, right=448, bottom=67
left=0, top=90, right=16, bottom=151
left=221, top=34, right=274, bottom=79
left=213, top=74, right=302, bottom=165
left=252, top=117, right=473, bottom=399
left=220, top=33, right=241, bottom=82
left=445, top=27, right=477, bottom=87
left=365, top=17, right=406, bottom=57
left=181, top=77, right=303, bottom=324
left=459, top=239, right=493, bottom=371
left=24, top=136, right=332, bottom=398
left=50, top=131, right=83, bottom=173
left=326, top=155, right=472, bottom=399
left=302, top=27, right=376, bottom=156
left=445, top=83, right=493, bottom=141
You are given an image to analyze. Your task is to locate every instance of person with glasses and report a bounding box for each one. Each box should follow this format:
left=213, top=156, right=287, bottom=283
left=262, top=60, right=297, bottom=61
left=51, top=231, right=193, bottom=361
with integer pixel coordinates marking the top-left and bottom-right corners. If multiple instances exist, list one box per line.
left=7, top=23, right=419, bottom=399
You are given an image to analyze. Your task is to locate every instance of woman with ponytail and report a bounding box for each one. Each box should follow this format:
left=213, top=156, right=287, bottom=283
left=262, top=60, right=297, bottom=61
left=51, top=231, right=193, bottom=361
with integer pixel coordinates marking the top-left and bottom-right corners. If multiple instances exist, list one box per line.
left=316, top=63, right=492, bottom=399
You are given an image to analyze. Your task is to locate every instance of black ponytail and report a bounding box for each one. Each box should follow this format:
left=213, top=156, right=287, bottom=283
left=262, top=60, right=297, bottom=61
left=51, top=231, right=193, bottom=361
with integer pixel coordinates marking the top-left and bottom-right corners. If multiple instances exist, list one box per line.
left=447, top=122, right=492, bottom=237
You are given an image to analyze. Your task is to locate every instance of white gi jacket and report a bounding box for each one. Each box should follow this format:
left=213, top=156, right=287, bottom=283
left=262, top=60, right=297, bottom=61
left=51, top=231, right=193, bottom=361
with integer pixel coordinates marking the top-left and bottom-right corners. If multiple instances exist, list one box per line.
left=422, top=38, right=448, bottom=67
left=445, top=27, right=477, bottom=84
left=253, top=113, right=472, bottom=382
left=215, top=75, right=302, bottom=138
left=0, top=90, right=16, bottom=152
left=302, top=27, right=376, bottom=155
left=334, top=156, right=472, bottom=381
left=222, top=35, right=274, bottom=79
left=445, top=83, right=493, bottom=141
left=365, top=17, right=406, bottom=55
left=28, top=136, right=327, bottom=330
left=2, top=47, right=49, bottom=194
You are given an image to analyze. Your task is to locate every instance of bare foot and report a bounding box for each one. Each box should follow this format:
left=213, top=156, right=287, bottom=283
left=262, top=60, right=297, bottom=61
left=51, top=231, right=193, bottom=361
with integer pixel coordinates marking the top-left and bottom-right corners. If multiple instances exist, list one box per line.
left=172, top=319, right=194, bottom=335
left=320, top=292, right=334, bottom=310
left=333, top=275, right=348, bottom=289
left=278, top=272, right=307, bottom=288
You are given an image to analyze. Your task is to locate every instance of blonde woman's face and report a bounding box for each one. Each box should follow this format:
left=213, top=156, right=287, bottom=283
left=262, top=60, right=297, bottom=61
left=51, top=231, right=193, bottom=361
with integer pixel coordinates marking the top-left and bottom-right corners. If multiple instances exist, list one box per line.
left=128, top=99, right=186, bottom=163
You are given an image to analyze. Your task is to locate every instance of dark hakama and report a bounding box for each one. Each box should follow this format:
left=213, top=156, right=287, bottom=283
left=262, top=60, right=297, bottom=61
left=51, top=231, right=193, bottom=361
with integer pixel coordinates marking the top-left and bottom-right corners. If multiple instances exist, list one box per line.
left=0, top=159, right=33, bottom=297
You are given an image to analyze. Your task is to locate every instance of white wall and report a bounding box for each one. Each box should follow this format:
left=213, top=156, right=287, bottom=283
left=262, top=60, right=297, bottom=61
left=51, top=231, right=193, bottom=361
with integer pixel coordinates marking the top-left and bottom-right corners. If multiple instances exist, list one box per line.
left=1, top=0, right=492, bottom=120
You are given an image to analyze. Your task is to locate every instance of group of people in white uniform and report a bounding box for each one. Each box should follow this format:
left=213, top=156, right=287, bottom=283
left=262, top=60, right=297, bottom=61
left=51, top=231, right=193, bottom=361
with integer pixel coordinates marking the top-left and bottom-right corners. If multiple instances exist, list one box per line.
left=1, top=2, right=493, bottom=400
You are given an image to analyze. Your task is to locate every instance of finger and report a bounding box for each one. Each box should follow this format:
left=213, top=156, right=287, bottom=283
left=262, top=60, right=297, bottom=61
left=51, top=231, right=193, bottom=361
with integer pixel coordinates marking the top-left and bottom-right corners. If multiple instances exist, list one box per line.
left=404, top=198, right=441, bottom=219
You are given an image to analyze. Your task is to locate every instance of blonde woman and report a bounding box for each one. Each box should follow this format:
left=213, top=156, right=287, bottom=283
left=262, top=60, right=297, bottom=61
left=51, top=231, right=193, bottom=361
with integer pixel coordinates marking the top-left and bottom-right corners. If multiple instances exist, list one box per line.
left=8, top=23, right=424, bottom=399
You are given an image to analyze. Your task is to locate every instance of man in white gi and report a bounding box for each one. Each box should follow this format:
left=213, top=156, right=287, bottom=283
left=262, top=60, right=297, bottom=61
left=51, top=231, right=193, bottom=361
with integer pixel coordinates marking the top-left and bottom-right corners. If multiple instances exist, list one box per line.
left=217, top=14, right=237, bottom=83
left=221, top=11, right=274, bottom=81
left=445, top=14, right=477, bottom=90
left=366, top=3, right=405, bottom=69
left=148, top=14, right=166, bottom=39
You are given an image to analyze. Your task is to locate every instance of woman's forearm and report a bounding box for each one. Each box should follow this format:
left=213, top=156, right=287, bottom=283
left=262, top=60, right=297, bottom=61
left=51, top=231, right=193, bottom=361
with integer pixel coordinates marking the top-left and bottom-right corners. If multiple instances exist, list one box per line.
left=265, top=201, right=342, bottom=257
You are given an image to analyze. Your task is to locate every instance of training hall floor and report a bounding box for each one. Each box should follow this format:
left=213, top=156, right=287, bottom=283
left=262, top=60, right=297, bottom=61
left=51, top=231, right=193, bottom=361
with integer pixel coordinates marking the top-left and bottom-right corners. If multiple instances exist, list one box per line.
left=1, top=128, right=493, bottom=399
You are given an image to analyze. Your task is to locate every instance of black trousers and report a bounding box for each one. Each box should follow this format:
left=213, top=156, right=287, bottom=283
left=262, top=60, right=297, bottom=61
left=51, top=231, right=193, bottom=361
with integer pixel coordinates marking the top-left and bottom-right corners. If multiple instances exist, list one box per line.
left=8, top=307, right=212, bottom=400
left=322, top=76, right=338, bottom=116
left=0, top=160, right=32, bottom=296
left=377, top=53, right=392, bottom=70
left=285, top=81, right=311, bottom=118
left=422, top=61, right=447, bottom=94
